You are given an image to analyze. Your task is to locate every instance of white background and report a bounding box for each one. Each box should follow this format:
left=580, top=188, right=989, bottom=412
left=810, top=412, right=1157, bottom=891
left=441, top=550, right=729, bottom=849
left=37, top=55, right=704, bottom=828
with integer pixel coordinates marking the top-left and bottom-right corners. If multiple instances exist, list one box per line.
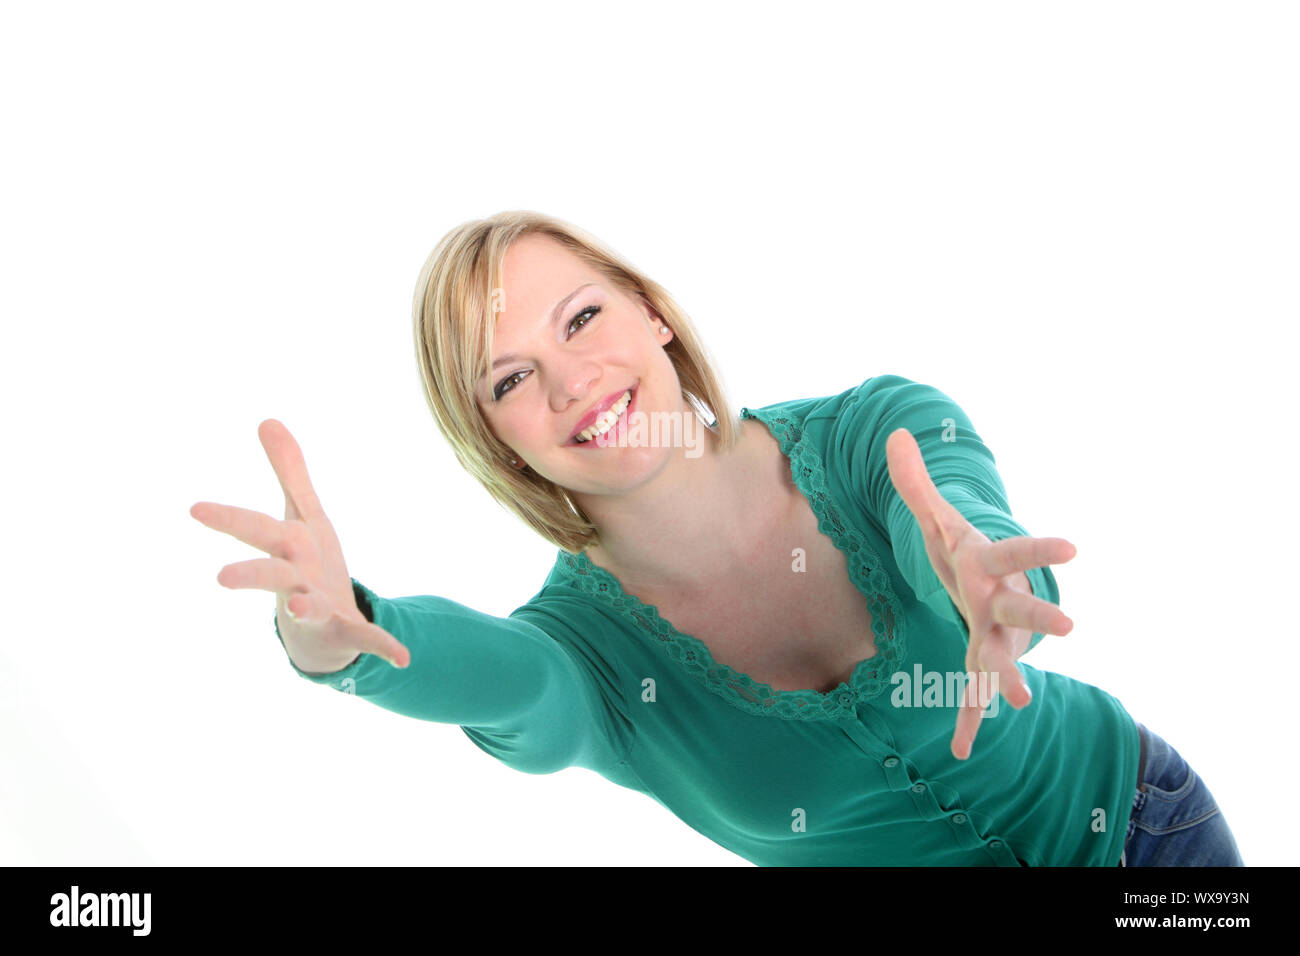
left=1, top=0, right=1294, bottom=866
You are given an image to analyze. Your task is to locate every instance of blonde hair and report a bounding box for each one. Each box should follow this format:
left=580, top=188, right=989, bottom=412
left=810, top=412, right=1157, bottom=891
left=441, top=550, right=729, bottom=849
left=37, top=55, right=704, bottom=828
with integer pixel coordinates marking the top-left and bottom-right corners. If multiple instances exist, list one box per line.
left=412, top=210, right=738, bottom=555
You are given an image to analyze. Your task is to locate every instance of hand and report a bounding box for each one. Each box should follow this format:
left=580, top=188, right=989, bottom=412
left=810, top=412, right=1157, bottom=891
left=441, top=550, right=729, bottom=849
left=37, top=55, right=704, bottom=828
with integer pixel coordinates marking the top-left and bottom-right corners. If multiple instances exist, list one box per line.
left=885, top=427, right=1076, bottom=760
left=190, top=419, right=409, bottom=673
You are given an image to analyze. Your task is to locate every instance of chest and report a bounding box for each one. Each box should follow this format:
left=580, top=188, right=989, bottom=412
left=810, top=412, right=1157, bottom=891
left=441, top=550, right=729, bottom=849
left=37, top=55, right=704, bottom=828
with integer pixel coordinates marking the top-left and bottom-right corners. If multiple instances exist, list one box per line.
left=645, top=486, right=878, bottom=695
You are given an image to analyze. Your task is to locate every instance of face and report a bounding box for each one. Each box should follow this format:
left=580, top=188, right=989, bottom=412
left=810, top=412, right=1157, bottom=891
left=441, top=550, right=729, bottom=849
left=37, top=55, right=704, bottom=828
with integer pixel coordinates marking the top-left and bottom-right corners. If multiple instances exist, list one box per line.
left=475, top=233, right=681, bottom=496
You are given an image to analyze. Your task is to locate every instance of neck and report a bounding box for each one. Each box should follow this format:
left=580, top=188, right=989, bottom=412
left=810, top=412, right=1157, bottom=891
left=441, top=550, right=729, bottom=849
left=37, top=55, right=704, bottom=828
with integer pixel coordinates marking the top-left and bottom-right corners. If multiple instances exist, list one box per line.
left=573, top=416, right=786, bottom=597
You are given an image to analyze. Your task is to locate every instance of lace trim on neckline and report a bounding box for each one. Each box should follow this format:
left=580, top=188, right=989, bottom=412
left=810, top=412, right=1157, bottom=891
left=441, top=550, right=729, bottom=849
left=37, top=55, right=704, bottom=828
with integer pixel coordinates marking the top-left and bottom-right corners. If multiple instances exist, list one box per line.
left=554, top=405, right=907, bottom=721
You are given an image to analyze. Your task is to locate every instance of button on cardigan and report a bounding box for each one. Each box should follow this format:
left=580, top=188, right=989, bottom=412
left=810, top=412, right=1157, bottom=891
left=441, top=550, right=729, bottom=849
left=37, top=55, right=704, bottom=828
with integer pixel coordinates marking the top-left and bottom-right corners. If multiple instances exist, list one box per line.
left=275, top=374, right=1140, bottom=866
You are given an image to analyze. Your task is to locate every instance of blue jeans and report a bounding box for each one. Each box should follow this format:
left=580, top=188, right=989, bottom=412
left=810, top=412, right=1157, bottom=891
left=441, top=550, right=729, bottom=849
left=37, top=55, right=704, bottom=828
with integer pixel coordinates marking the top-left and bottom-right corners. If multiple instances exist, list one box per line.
left=1118, top=722, right=1244, bottom=866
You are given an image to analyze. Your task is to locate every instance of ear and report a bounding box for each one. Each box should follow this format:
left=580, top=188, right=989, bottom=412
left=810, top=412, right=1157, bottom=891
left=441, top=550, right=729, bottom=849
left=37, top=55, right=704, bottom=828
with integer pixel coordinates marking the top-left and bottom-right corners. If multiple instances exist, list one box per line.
left=635, top=291, right=663, bottom=326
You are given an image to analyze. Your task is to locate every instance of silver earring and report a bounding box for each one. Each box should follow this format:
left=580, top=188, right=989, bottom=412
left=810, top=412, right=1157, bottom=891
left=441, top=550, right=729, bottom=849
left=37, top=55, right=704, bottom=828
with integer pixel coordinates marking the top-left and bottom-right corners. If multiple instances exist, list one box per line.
left=660, top=325, right=670, bottom=335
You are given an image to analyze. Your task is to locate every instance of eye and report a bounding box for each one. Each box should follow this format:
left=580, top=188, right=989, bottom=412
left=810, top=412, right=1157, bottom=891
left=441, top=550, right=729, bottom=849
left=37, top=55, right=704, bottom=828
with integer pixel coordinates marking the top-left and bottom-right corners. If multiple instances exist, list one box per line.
left=493, top=370, right=526, bottom=401
left=567, top=304, right=600, bottom=335
left=492, top=305, right=602, bottom=401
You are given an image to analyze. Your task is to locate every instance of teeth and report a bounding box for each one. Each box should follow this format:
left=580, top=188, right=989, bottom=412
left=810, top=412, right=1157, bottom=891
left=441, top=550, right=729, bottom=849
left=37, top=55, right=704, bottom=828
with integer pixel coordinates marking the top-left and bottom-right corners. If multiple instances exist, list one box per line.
left=575, top=390, right=632, bottom=442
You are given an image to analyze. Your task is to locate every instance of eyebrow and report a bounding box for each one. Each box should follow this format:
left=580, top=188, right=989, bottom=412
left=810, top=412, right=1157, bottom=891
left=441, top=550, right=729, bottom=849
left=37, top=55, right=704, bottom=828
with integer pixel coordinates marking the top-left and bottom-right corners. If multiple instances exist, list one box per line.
left=489, top=282, right=597, bottom=373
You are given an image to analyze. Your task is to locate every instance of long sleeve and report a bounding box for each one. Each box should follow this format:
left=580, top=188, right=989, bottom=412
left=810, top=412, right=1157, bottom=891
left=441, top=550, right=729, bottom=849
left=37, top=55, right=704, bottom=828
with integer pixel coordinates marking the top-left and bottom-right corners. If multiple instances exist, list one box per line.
left=837, top=375, right=1060, bottom=654
left=273, top=579, right=631, bottom=775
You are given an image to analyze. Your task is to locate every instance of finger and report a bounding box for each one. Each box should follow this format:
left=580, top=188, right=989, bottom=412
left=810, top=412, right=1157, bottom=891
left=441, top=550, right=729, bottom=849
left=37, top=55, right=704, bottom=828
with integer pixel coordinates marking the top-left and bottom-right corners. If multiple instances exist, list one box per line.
left=192, top=501, right=299, bottom=557
left=347, top=617, right=412, bottom=669
left=952, top=639, right=986, bottom=759
left=218, top=556, right=304, bottom=594
left=964, top=617, right=1027, bottom=706
left=281, top=601, right=411, bottom=669
left=952, top=658, right=1023, bottom=759
left=977, top=627, right=1032, bottom=708
left=952, top=687, right=985, bottom=759
left=373, top=631, right=411, bottom=669
left=258, top=419, right=326, bottom=522
left=281, top=586, right=335, bottom=626
left=885, top=429, right=947, bottom=538
left=980, top=535, right=1077, bottom=578
left=989, top=585, right=1075, bottom=637
left=886, top=428, right=974, bottom=554
left=996, top=661, right=1031, bottom=710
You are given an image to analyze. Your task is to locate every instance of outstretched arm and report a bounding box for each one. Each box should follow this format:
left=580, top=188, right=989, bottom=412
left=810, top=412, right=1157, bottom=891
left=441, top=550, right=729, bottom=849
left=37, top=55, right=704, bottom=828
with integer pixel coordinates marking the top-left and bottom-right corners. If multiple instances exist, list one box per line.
left=277, top=580, right=631, bottom=777
left=839, top=375, right=1076, bottom=757
left=884, top=425, right=1076, bottom=757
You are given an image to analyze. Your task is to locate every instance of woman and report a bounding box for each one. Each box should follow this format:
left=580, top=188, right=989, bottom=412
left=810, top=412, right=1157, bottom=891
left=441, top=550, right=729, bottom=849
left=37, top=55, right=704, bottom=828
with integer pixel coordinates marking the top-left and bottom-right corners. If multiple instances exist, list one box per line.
left=191, top=210, right=1243, bottom=866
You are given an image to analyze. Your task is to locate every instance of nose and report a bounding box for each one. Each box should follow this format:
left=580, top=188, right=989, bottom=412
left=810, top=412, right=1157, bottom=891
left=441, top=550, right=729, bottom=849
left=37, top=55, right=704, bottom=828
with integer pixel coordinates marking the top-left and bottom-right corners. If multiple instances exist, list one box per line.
left=550, top=359, right=602, bottom=412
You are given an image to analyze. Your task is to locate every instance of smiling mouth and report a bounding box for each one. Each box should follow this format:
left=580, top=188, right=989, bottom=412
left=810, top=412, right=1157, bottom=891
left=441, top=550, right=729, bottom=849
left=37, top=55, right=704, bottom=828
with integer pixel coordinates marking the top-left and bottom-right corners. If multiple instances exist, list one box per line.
left=569, top=386, right=636, bottom=445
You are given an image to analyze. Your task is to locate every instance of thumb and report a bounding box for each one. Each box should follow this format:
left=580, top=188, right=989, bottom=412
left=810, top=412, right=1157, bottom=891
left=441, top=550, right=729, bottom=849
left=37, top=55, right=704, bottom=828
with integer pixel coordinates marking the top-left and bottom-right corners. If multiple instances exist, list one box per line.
left=346, top=617, right=410, bottom=669
left=284, top=595, right=410, bottom=669
left=886, top=429, right=940, bottom=526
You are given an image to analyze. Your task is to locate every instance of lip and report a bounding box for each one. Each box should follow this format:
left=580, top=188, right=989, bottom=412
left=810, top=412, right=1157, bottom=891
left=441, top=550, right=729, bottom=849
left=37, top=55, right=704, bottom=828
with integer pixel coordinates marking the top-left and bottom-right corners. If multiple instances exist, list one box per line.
left=567, top=384, right=637, bottom=444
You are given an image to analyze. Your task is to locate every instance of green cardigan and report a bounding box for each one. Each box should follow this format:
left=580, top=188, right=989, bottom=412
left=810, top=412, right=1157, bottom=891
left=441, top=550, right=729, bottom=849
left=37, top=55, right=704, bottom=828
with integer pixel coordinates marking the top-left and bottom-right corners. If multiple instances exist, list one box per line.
left=276, top=374, right=1140, bottom=866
